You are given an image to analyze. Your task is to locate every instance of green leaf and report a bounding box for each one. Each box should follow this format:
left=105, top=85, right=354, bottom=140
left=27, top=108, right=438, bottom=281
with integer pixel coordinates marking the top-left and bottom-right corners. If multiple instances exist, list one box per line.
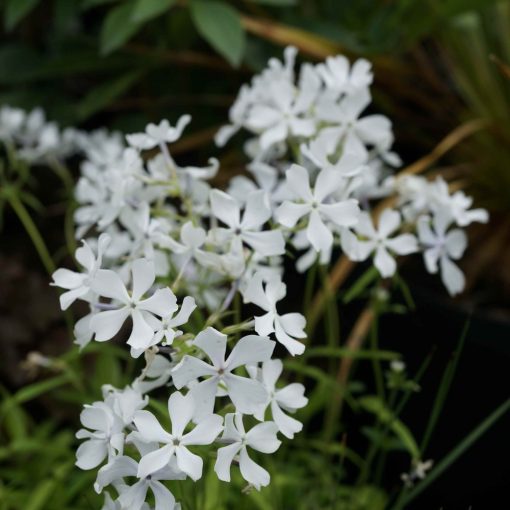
left=4, top=0, right=40, bottom=30
left=247, top=0, right=296, bottom=4
left=190, top=0, right=245, bottom=66
left=131, top=0, right=176, bottom=23
left=100, top=0, right=141, bottom=55
left=76, top=70, right=143, bottom=120
left=11, top=374, right=71, bottom=405
left=419, top=321, right=469, bottom=454
left=304, top=346, right=400, bottom=361
left=359, top=395, right=420, bottom=460
left=343, top=266, right=379, bottom=304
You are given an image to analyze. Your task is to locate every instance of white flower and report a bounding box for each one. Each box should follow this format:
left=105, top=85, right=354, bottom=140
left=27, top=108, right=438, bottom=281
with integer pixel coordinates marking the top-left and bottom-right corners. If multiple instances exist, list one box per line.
left=417, top=210, right=467, bottom=296
left=158, top=221, right=207, bottom=261
left=132, top=391, right=223, bottom=481
left=242, top=271, right=306, bottom=356
left=210, top=189, right=285, bottom=257
left=141, top=296, right=196, bottom=357
left=126, top=116, right=191, bottom=150
left=276, top=164, right=360, bottom=253
left=316, top=88, right=393, bottom=159
left=214, top=413, right=281, bottom=490
left=171, top=327, right=275, bottom=417
left=90, top=258, right=177, bottom=352
left=245, top=65, right=320, bottom=151
left=301, top=128, right=367, bottom=177
left=133, top=354, right=174, bottom=394
left=51, top=233, right=110, bottom=310
left=249, top=359, right=308, bottom=439
left=95, top=453, right=184, bottom=510
left=347, top=209, right=418, bottom=277
left=316, top=56, right=373, bottom=96
left=102, top=385, right=148, bottom=426
left=75, top=401, right=125, bottom=470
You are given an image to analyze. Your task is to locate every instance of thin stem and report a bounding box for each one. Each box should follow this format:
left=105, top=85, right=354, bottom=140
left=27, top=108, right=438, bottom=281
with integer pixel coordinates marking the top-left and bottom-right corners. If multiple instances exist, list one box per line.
left=7, top=191, right=55, bottom=275
left=370, top=311, right=385, bottom=402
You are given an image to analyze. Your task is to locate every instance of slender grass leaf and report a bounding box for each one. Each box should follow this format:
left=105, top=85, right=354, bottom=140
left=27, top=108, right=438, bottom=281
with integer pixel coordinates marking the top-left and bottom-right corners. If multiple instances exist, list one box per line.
left=420, top=320, right=469, bottom=454
left=190, top=0, right=245, bottom=67
left=343, top=266, right=379, bottom=303
left=360, top=395, right=420, bottom=460
left=395, top=398, right=510, bottom=508
left=304, top=346, right=400, bottom=361
left=9, top=374, right=71, bottom=405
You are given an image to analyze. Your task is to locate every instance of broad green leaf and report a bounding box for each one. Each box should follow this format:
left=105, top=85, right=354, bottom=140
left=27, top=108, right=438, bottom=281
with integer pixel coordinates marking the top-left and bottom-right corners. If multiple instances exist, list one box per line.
left=132, top=0, right=176, bottom=23
left=360, top=395, right=420, bottom=460
left=4, top=0, right=40, bottom=30
left=247, top=0, right=296, bottom=4
left=76, top=70, right=142, bottom=120
left=100, top=0, right=141, bottom=55
left=190, top=0, right=245, bottom=67
left=81, top=0, right=119, bottom=9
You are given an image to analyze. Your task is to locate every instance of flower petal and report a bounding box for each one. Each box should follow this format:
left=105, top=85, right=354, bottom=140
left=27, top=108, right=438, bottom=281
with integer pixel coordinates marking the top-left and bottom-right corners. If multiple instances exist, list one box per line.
left=214, top=442, right=241, bottom=482
left=306, top=209, right=333, bottom=253
left=92, top=269, right=129, bottom=303
left=131, top=258, right=156, bottom=302
left=210, top=189, right=240, bottom=229
left=137, top=444, right=174, bottom=479
left=226, top=335, right=275, bottom=370
left=182, top=414, right=223, bottom=446
left=168, top=392, right=194, bottom=438
left=239, top=447, right=270, bottom=489
left=91, top=308, right=130, bottom=342
left=139, top=288, right=178, bottom=317
left=175, top=445, right=203, bottom=481
left=193, top=327, right=227, bottom=368
left=133, top=410, right=172, bottom=443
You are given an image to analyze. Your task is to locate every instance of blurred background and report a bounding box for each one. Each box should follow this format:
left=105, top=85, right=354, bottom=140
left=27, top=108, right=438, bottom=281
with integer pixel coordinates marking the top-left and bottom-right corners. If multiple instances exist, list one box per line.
left=1, top=1, right=509, bottom=509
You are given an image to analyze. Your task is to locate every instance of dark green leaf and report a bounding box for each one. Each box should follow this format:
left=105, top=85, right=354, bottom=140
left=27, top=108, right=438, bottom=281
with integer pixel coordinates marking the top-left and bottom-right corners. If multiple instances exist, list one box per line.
left=247, top=0, right=296, bottom=4
left=131, top=0, right=176, bottom=23
left=100, top=0, right=141, bottom=55
left=190, top=0, right=245, bottom=66
left=76, top=70, right=143, bottom=120
left=4, top=0, right=40, bottom=30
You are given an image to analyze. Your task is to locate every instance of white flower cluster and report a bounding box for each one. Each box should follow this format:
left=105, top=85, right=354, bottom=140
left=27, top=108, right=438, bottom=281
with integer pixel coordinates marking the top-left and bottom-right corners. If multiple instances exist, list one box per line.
left=0, top=105, right=120, bottom=164
left=217, top=47, right=488, bottom=295
left=43, top=47, right=488, bottom=509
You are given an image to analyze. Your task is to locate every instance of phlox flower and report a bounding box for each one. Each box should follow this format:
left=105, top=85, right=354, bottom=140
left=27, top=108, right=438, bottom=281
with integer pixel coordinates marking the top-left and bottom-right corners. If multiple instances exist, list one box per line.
left=248, top=359, right=308, bottom=439
left=171, top=327, right=275, bottom=418
left=132, top=391, right=223, bottom=481
left=209, top=188, right=285, bottom=257
left=346, top=209, right=418, bottom=277
left=417, top=209, right=468, bottom=296
left=51, top=233, right=110, bottom=310
left=90, top=258, right=178, bottom=353
left=242, top=271, right=306, bottom=355
left=214, top=413, right=281, bottom=490
left=276, top=163, right=360, bottom=253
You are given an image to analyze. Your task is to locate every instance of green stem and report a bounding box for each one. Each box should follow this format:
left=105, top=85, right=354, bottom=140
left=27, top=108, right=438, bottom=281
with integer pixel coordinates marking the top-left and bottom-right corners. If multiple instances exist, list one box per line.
left=370, top=311, right=385, bottom=402
left=7, top=191, right=55, bottom=275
